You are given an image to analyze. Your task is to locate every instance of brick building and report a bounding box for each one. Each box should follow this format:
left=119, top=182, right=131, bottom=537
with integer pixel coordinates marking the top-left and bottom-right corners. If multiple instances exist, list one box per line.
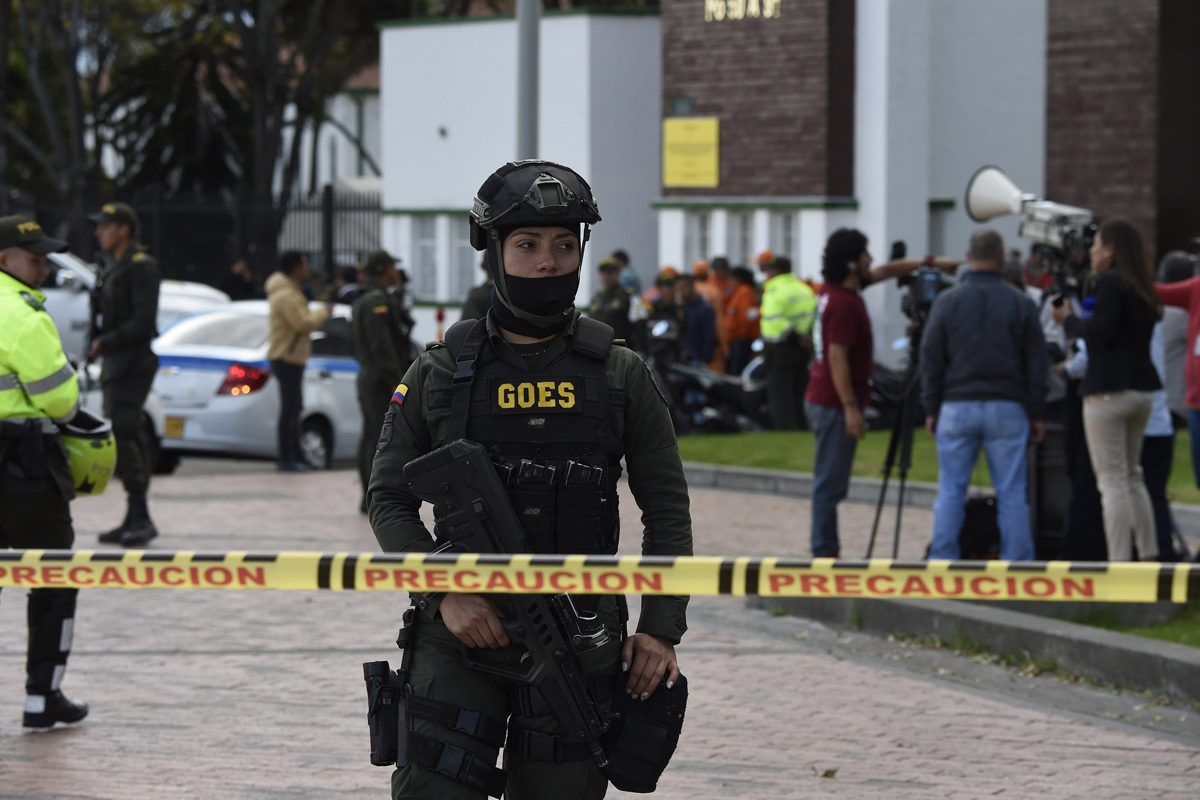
left=656, top=0, right=1199, bottom=365
left=1046, top=0, right=1200, bottom=260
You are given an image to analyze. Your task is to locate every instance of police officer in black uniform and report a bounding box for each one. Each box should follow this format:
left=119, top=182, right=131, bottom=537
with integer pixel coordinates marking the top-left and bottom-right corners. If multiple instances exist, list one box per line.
left=89, top=202, right=161, bottom=546
left=368, top=161, right=692, bottom=800
left=352, top=249, right=414, bottom=514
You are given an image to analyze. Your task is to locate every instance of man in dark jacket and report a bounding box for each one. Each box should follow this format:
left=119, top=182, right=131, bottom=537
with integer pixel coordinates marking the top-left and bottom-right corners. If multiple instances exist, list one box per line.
left=920, top=229, right=1047, bottom=561
left=89, top=202, right=161, bottom=547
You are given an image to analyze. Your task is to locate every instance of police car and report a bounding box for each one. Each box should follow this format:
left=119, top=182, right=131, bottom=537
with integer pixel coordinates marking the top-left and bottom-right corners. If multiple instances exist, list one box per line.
left=41, top=251, right=231, bottom=365
left=149, top=301, right=362, bottom=469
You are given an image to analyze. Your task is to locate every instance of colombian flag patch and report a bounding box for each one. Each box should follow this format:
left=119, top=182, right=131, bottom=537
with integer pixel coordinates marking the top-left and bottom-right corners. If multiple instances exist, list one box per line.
left=373, top=304, right=389, bottom=315
left=391, top=383, right=408, bottom=405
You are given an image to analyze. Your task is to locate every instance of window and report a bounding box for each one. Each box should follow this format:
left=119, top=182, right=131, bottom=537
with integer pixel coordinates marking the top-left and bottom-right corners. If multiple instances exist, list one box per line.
left=158, top=313, right=269, bottom=348
left=683, top=211, right=710, bottom=270
left=727, top=212, right=752, bottom=266
left=453, top=217, right=480, bottom=301
left=414, top=215, right=438, bottom=299
left=769, top=212, right=796, bottom=262
left=311, top=316, right=354, bottom=357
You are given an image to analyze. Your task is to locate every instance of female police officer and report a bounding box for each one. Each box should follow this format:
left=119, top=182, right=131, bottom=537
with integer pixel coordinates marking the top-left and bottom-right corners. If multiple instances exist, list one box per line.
left=368, top=161, right=692, bottom=799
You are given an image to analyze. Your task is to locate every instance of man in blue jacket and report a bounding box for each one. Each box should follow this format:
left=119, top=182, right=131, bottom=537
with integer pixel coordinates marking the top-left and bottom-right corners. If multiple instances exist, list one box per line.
left=920, top=229, right=1048, bottom=560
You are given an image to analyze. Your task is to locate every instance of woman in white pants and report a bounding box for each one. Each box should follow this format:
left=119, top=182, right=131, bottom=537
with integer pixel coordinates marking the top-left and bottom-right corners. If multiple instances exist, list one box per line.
left=1054, top=218, right=1163, bottom=561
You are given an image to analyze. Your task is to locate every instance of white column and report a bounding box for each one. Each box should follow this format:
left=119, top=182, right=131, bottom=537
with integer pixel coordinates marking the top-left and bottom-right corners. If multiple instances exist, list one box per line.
left=709, top=209, right=729, bottom=259
left=752, top=209, right=771, bottom=263
left=434, top=215, right=452, bottom=302
left=658, top=209, right=686, bottom=274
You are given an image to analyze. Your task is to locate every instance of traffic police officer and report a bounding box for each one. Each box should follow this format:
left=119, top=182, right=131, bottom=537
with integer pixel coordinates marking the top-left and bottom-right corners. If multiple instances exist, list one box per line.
left=0, top=215, right=90, bottom=728
left=89, top=202, right=161, bottom=546
left=369, top=161, right=692, bottom=800
left=759, top=255, right=817, bottom=430
left=352, top=249, right=414, bottom=514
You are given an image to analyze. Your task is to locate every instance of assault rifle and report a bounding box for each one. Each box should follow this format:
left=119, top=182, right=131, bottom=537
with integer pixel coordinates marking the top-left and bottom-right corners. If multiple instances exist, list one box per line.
left=402, top=439, right=614, bottom=768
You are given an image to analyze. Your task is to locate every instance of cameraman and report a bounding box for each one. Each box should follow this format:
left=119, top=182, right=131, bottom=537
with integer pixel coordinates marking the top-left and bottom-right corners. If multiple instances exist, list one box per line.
left=920, top=229, right=1047, bottom=561
left=804, top=228, right=959, bottom=558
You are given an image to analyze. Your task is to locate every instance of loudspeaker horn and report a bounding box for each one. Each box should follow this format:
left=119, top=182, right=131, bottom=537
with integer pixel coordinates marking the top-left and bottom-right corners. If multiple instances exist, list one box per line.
left=964, top=165, right=1033, bottom=222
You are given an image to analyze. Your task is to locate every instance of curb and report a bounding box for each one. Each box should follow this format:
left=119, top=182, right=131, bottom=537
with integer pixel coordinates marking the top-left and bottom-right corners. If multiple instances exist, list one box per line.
left=683, top=461, right=1200, bottom=701
left=682, top=461, right=1200, bottom=533
left=748, top=595, right=1200, bottom=703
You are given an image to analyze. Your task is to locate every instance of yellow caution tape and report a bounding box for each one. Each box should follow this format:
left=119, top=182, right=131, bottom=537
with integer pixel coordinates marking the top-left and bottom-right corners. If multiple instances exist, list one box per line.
left=1, top=551, right=1197, bottom=602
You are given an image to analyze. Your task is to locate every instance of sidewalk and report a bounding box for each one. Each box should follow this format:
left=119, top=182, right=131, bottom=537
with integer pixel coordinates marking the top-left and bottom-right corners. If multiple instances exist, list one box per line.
left=0, top=464, right=1197, bottom=799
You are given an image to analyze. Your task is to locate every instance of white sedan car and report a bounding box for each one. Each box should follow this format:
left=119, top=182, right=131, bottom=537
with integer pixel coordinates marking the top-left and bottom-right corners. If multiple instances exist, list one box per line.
left=151, top=301, right=362, bottom=468
left=42, top=251, right=231, bottom=364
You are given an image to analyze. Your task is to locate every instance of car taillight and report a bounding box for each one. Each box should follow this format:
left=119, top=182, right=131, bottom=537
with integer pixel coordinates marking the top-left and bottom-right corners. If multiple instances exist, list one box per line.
left=217, top=363, right=270, bottom=396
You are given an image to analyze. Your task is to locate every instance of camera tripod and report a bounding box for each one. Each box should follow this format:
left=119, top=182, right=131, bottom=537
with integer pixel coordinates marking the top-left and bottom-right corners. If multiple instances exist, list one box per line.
left=865, top=322, right=927, bottom=559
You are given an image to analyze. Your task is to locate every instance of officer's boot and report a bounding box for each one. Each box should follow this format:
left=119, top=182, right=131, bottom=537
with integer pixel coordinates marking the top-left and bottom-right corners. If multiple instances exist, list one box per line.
left=23, top=589, right=88, bottom=729
left=97, top=499, right=133, bottom=543
left=119, top=490, right=158, bottom=547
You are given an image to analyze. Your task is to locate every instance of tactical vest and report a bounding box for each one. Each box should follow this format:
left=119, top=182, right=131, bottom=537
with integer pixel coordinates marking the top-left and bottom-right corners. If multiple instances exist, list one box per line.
left=440, top=317, right=622, bottom=556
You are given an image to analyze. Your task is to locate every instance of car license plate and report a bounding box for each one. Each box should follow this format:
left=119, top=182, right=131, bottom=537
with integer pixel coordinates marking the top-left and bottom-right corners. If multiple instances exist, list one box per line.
left=164, top=417, right=185, bottom=438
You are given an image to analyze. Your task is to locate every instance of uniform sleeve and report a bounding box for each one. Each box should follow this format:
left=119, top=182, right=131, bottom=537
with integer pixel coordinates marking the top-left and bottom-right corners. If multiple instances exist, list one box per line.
left=619, top=350, right=693, bottom=643
left=13, top=313, right=80, bottom=422
left=100, top=257, right=160, bottom=350
left=367, top=354, right=444, bottom=613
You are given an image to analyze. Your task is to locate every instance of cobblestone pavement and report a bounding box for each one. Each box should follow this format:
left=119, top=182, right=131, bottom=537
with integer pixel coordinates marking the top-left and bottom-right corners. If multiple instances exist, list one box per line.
left=1, top=462, right=1198, bottom=799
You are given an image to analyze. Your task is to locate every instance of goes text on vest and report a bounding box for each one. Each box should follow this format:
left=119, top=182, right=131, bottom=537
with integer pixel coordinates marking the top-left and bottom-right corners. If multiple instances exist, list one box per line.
left=491, top=377, right=583, bottom=415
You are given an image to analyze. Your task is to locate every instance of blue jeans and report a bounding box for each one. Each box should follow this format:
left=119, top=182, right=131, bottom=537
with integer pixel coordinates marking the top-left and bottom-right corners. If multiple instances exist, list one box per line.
left=806, top=401, right=859, bottom=557
left=930, top=400, right=1035, bottom=561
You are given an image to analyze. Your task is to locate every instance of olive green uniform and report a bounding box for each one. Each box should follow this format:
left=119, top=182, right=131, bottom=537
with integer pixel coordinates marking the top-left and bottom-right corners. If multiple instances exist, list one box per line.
left=587, top=285, right=643, bottom=350
left=460, top=278, right=494, bottom=322
left=95, top=245, right=160, bottom=493
left=369, top=311, right=691, bottom=800
left=352, top=280, right=415, bottom=501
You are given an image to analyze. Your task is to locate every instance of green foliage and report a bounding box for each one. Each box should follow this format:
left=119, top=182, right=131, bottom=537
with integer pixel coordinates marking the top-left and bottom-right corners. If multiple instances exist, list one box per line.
left=1103, top=603, right=1200, bottom=649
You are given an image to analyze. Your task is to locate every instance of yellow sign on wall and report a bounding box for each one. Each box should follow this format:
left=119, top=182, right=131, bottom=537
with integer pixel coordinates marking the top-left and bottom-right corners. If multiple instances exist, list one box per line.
left=663, top=117, right=720, bottom=188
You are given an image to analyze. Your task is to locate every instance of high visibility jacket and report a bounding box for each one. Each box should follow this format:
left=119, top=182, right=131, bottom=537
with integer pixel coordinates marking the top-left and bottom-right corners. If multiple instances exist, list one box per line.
left=0, top=271, right=80, bottom=422
left=760, top=273, right=817, bottom=343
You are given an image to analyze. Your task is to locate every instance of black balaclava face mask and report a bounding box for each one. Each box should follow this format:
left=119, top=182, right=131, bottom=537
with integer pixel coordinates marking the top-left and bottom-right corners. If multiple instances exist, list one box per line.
left=487, top=225, right=582, bottom=338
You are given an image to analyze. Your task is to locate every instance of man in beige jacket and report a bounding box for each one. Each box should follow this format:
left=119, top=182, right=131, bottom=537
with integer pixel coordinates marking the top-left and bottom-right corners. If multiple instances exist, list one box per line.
left=266, top=251, right=330, bottom=471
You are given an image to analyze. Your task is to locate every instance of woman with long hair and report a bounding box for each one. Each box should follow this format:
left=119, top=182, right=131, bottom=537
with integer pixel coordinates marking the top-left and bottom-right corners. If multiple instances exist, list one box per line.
left=1058, top=217, right=1163, bottom=560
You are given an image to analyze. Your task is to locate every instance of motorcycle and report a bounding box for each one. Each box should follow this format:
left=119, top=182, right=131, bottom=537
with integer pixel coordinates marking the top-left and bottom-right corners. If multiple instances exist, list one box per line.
left=644, top=319, right=769, bottom=434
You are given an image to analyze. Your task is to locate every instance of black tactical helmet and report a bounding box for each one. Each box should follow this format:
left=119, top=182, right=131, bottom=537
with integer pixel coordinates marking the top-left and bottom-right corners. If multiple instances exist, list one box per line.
left=469, top=161, right=602, bottom=332
left=469, top=160, right=601, bottom=251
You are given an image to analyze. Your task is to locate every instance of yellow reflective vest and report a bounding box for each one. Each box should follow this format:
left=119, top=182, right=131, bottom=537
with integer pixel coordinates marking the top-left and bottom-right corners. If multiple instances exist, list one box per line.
left=0, top=270, right=80, bottom=422
left=759, top=272, right=817, bottom=343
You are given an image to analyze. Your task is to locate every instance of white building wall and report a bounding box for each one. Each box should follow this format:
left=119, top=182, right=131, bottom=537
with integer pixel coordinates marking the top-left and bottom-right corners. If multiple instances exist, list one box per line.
left=277, top=91, right=382, bottom=197
left=586, top=16, right=662, bottom=296
left=928, top=0, right=1048, bottom=258
left=379, top=13, right=660, bottom=305
left=853, top=0, right=1048, bottom=369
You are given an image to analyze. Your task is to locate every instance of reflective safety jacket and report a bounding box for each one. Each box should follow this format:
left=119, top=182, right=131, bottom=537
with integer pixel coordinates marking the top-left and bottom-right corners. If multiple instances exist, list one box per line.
left=760, top=273, right=817, bottom=343
left=0, top=271, right=80, bottom=422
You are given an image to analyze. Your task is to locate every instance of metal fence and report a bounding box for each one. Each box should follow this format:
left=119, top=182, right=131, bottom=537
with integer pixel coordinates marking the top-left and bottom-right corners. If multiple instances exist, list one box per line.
left=28, top=185, right=380, bottom=293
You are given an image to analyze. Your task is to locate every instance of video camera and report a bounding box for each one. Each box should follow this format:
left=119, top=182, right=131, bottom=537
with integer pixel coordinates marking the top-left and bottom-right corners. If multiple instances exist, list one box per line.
left=892, top=240, right=951, bottom=323
left=965, top=165, right=1098, bottom=283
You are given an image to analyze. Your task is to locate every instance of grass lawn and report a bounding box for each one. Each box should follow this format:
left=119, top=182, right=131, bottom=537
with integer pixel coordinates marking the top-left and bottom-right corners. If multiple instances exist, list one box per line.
left=679, top=428, right=1200, bottom=650
left=677, top=428, right=1200, bottom=506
